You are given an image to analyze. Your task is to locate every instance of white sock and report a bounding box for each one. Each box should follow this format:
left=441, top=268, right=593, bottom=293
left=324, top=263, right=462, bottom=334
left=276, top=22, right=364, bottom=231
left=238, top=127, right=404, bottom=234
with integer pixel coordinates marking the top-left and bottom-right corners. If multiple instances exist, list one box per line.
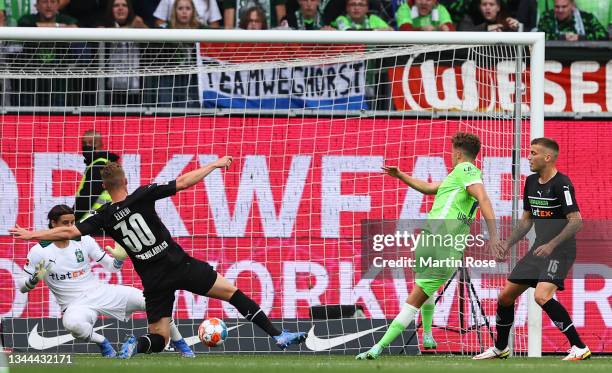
left=396, top=303, right=419, bottom=328
left=90, top=332, right=106, bottom=344
left=423, top=294, right=435, bottom=306
left=169, top=319, right=182, bottom=342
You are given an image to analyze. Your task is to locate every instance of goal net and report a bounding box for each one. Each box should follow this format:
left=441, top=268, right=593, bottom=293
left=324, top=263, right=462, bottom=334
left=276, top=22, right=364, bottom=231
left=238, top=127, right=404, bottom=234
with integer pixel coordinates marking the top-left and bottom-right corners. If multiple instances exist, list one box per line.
left=0, top=29, right=544, bottom=356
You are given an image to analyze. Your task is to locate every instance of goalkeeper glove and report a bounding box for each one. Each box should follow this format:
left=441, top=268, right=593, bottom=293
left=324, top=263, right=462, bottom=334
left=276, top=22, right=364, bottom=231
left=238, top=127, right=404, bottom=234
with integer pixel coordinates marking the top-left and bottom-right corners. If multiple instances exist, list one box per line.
left=24, top=260, right=50, bottom=290
left=106, top=243, right=128, bottom=269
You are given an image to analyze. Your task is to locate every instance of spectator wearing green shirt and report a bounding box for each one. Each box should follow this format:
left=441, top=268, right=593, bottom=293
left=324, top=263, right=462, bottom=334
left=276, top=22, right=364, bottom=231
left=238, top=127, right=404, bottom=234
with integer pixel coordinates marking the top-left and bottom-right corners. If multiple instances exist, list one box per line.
left=223, top=0, right=286, bottom=29
left=18, top=0, right=77, bottom=27
left=334, top=0, right=392, bottom=30
left=538, top=0, right=611, bottom=32
left=0, top=2, right=5, bottom=26
left=396, top=0, right=454, bottom=31
left=537, top=0, right=607, bottom=41
left=283, top=0, right=324, bottom=30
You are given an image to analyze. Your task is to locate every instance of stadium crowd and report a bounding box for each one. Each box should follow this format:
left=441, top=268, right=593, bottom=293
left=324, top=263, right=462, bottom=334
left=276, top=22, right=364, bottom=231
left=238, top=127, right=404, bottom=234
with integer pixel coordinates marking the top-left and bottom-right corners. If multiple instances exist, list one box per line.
left=0, top=0, right=610, bottom=40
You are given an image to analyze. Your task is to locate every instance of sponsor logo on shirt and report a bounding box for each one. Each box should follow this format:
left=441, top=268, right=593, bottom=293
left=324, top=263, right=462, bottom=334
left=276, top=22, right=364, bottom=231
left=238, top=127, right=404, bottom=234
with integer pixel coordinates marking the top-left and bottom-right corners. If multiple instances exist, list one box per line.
left=48, top=269, right=87, bottom=281
left=532, top=207, right=554, bottom=218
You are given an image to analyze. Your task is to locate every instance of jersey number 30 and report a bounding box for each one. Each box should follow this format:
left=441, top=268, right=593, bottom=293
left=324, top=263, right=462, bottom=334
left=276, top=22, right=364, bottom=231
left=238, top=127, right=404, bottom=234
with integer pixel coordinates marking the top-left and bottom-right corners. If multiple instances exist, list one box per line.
left=113, top=213, right=156, bottom=253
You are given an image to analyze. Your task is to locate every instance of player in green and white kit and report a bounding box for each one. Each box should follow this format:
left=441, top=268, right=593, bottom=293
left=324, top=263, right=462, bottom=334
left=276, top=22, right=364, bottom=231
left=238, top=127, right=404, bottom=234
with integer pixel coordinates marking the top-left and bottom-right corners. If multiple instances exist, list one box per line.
left=357, top=132, right=501, bottom=359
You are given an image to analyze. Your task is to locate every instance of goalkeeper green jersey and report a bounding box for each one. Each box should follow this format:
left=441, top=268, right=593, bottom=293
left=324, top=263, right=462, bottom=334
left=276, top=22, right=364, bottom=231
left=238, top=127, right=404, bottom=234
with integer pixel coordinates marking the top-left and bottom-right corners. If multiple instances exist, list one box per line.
left=425, top=161, right=482, bottom=242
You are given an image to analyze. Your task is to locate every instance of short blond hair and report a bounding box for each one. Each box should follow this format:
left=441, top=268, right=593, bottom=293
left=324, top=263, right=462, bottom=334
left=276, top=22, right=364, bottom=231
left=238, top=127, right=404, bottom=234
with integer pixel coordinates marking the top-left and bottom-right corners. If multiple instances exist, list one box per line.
left=101, top=162, right=125, bottom=191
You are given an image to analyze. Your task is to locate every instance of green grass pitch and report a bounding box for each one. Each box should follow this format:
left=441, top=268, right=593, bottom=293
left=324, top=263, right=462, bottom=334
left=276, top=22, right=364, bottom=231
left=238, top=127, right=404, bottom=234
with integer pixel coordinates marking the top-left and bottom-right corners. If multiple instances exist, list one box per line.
left=7, top=354, right=612, bottom=373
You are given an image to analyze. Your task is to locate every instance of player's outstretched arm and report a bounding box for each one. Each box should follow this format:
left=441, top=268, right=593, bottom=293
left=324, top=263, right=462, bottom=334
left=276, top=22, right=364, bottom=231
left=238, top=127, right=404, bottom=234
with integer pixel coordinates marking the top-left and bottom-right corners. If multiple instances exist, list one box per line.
left=9, top=225, right=82, bottom=242
left=175, top=156, right=233, bottom=192
left=382, top=165, right=441, bottom=195
left=466, top=183, right=500, bottom=254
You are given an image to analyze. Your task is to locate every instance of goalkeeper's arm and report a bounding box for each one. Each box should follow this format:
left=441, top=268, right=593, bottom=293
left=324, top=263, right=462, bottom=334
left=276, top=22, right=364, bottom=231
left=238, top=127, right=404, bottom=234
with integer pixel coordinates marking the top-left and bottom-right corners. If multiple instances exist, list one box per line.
left=19, top=261, right=50, bottom=293
left=99, top=243, right=128, bottom=273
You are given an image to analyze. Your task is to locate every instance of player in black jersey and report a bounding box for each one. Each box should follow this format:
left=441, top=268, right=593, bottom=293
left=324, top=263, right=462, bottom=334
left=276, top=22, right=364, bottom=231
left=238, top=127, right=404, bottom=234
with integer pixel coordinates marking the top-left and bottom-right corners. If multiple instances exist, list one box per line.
left=474, top=138, right=590, bottom=361
left=10, top=158, right=306, bottom=358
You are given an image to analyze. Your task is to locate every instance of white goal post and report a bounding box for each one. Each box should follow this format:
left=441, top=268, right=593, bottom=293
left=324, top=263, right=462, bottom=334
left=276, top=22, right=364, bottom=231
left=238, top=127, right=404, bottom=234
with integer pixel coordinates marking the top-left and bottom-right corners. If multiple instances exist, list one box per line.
left=0, top=28, right=544, bottom=357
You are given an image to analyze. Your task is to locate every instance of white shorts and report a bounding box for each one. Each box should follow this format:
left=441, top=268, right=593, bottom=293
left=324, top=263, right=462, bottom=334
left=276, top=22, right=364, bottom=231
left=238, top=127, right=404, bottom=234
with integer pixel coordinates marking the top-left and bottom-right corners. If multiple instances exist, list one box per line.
left=64, top=284, right=145, bottom=322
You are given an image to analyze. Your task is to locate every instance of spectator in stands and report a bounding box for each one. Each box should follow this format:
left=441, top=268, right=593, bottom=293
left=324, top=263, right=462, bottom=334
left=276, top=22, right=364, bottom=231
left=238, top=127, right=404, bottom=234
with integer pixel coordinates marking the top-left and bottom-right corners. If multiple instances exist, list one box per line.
left=539, top=0, right=611, bottom=35
left=283, top=0, right=323, bottom=30
left=14, top=0, right=77, bottom=107
left=395, top=0, right=454, bottom=31
left=0, top=0, right=70, bottom=27
left=100, top=0, right=146, bottom=27
left=156, top=0, right=202, bottom=108
left=224, top=0, right=286, bottom=29
left=458, top=0, right=520, bottom=31
left=101, top=0, right=146, bottom=105
left=537, top=0, right=607, bottom=41
left=18, top=0, right=77, bottom=27
left=59, top=0, right=108, bottom=28
left=168, top=0, right=203, bottom=28
left=285, top=0, right=345, bottom=28
left=446, top=0, right=536, bottom=31
left=238, top=5, right=267, bottom=29
left=334, top=0, right=392, bottom=30
left=154, top=0, right=221, bottom=28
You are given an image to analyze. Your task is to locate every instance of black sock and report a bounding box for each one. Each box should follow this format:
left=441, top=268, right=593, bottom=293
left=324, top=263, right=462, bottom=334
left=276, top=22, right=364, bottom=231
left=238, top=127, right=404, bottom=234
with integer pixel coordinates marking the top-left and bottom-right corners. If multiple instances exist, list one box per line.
left=495, top=302, right=515, bottom=350
left=136, top=334, right=166, bottom=354
left=541, top=298, right=585, bottom=348
left=229, top=289, right=280, bottom=337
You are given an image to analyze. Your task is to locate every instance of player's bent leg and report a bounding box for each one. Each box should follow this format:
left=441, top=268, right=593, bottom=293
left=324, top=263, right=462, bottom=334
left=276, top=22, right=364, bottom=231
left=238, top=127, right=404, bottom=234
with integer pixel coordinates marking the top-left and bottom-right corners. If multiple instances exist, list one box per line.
left=124, top=288, right=194, bottom=358
left=533, top=281, right=556, bottom=306
left=118, top=317, right=171, bottom=359
left=473, top=281, right=529, bottom=360
left=535, top=282, right=589, bottom=359
left=62, top=306, right=115, bottom=357
left=356, top=286, right=429, bottom=360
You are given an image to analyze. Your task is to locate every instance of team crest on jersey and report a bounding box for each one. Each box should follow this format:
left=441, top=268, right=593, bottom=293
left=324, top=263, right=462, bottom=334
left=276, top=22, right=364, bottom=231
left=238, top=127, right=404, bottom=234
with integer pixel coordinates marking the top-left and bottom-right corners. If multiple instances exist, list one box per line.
left=75, top=248, right=85, bottom=263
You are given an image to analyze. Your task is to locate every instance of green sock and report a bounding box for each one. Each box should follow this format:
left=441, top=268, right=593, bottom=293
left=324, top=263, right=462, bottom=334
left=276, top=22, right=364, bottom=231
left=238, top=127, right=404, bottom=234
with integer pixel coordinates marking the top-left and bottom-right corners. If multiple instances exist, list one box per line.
left=421, top=303, right=434, bottom=334
left=378, top=319, right=407, bottom=349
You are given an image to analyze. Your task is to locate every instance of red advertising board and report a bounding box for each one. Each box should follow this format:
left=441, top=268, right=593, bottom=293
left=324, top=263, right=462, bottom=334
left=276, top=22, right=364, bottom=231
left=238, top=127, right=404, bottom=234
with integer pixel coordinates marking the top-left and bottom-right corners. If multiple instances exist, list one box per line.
left=389, top=60, right=612, bottom=113
left=0, top=116, right=610, bottom=353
